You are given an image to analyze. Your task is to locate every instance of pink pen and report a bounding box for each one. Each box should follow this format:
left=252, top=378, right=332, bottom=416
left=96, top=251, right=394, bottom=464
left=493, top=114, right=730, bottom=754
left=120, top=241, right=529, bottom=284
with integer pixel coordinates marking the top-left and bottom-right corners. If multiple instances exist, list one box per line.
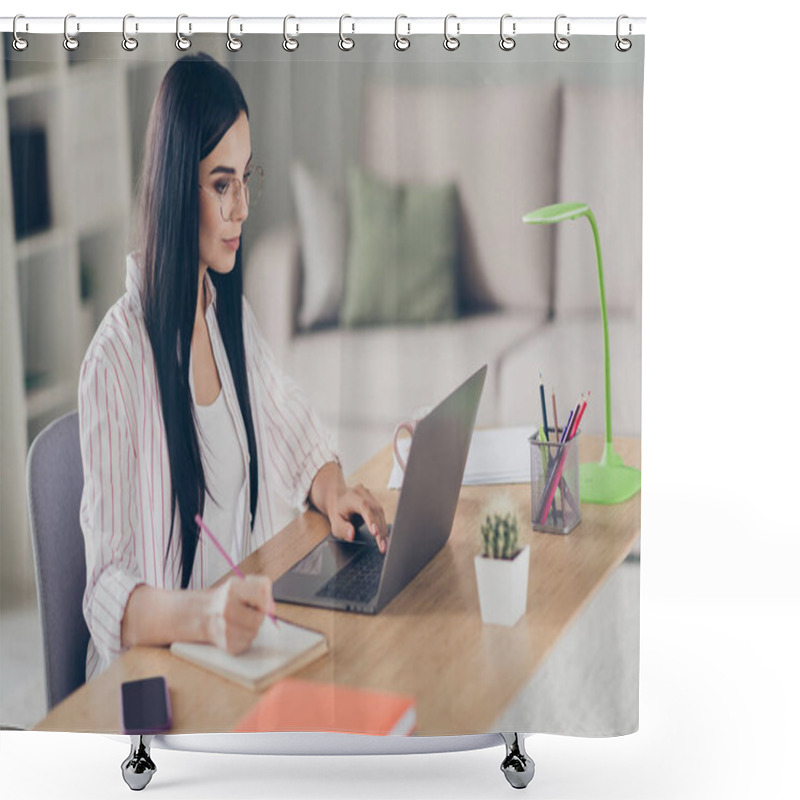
left=194, top=513, right=279, bottom=627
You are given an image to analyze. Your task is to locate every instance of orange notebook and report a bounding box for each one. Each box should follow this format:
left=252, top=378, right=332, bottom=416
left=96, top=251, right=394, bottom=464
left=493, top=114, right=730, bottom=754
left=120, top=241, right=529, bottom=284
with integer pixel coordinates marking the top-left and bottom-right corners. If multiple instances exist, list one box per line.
left=232, top=678, right=417, bottom=736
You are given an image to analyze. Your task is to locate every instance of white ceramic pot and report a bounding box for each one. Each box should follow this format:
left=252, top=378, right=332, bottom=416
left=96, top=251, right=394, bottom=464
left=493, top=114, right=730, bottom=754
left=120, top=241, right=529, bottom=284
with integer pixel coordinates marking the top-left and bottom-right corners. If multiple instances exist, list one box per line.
left=474, top=545, right=530, bottom=626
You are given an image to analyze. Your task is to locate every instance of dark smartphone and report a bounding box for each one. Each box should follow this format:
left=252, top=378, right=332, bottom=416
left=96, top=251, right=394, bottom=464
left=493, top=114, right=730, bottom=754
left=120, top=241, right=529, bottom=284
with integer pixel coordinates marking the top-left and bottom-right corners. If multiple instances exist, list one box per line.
left=120, top=676, right=172, bottom=735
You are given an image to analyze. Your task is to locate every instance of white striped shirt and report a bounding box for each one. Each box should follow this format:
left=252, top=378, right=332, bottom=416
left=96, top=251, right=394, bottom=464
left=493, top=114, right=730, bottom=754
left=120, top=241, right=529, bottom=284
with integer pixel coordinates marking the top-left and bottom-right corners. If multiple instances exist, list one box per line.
left=78, top=252, right=339, bottom=683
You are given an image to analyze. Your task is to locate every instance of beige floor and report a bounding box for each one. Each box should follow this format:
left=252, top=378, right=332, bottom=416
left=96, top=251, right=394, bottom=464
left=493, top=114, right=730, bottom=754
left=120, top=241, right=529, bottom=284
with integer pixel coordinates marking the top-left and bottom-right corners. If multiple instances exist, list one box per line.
left=0, top=557, right=638, bottom=734
left=493, top=555, right=639, bottom=735
left=0, top=601, right=47, bottom=730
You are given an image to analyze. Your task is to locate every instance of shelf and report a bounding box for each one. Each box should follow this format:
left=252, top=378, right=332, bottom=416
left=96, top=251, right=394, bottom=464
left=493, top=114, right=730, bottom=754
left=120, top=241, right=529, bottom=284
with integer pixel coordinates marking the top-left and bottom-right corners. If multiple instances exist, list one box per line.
left=65, top=58, right=125, bottom=80
left=3, top=29, right=133, bottom=454
left=5, top=70, right=62, bottom=99
left=77, top=221, right=129, bottom=340
left=17, top=246, right=80, bottom=408
left=8, top=90, right=69, bottom=232
left=76, top=209, right=128, bottom=239
left=26, top=379, right=74, bottom=421
left=15, top=226, right=70, bottom=261
left=65, top=69, right=132, bottom=236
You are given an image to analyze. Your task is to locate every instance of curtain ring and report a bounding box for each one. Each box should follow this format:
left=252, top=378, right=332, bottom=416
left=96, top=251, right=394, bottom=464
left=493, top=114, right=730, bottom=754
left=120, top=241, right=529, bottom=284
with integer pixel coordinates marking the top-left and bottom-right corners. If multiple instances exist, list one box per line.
left=339, top=14, right=355, bottom=51
left=12, top=15, right=29, bottom=51
left=175, top=14, right=191, bottom=51
left=499, top=14, right=516, bottom=51
left=394, top=15, right=410, bottom=51
left=122, top=14, right=138, bottom=51
left=227, top=15, right=243, bottom=51
left=283, top=15, right=299, bottom=52
left=553, top=14, right=570, bottom=51
left=443, top=14, right=460, bottom=51
left=615, top=15, right=632, bottom=52
left=63, top=14, right=79, bottom=51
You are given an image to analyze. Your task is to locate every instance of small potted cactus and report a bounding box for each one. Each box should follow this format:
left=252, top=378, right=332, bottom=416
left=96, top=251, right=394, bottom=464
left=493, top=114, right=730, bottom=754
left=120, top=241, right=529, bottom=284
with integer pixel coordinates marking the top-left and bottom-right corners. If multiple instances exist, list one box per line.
left=474, top=495, right=530, bottom=626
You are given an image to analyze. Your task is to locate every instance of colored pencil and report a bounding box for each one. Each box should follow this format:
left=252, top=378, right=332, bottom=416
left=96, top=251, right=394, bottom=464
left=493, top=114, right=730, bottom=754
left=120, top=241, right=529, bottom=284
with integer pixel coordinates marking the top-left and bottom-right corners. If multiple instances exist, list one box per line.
left=195, top=513, right=279, bottom=627
left=565, top=400, right=582, bottom=441
left=538, top=373, right=550, bottom=442
left=551, top=389, right=562, bottom=522
left=571, top=391, right=590, bottom=438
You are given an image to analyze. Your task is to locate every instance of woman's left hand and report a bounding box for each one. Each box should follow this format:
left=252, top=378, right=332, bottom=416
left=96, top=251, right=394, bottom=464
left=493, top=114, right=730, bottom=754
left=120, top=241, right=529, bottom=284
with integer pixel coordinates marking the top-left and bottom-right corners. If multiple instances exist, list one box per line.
left=328, top=483, right=389, bottom=554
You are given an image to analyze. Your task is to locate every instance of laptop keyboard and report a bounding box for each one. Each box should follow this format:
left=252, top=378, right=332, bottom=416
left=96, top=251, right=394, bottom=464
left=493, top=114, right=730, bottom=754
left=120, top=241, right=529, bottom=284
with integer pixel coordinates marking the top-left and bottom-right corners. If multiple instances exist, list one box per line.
left=315, top=546, right=384, bottom=604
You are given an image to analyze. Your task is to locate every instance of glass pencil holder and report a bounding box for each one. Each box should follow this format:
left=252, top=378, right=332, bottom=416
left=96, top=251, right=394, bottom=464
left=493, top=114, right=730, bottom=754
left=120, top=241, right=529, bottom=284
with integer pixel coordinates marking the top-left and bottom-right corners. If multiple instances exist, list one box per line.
left=529, top=429, right=581, bottom=535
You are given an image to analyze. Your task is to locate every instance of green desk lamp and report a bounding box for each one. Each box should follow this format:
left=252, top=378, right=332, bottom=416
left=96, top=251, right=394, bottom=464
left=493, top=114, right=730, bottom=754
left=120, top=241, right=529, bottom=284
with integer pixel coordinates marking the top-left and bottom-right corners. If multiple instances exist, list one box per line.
left=523, top=202, right=641, bottom=505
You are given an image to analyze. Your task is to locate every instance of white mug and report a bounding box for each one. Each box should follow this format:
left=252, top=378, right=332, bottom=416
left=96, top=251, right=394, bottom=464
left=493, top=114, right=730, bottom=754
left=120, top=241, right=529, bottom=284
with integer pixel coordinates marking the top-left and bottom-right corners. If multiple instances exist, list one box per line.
left=392, top=406, right=433, bottom=473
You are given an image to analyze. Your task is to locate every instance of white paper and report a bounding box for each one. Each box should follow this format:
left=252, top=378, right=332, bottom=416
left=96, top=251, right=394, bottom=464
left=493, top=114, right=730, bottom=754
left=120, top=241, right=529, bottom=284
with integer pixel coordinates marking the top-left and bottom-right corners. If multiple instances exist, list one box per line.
left=388, top=426, right=538, bottom=489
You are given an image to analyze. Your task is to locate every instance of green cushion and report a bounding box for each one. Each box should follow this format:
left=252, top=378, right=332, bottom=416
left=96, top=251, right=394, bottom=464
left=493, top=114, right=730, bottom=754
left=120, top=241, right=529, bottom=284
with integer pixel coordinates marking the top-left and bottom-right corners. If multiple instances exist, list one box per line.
left=340, top=166, right=460, bottom=327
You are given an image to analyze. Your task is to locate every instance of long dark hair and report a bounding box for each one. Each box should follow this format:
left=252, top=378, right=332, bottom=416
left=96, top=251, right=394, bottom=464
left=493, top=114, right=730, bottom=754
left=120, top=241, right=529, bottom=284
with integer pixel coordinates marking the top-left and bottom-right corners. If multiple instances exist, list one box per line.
left=134, top=52, right=259, bottom=589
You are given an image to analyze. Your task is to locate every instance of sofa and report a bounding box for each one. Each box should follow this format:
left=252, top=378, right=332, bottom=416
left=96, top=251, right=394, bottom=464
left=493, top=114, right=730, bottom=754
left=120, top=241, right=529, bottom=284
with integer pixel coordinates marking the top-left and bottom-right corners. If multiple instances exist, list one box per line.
left=243, top=78, right=642, bottom=527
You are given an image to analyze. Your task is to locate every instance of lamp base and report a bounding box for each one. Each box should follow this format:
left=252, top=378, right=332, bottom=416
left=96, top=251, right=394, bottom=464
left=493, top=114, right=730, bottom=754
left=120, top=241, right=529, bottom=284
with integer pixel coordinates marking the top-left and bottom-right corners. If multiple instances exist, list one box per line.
left=579, top=443, right=641, bottom=505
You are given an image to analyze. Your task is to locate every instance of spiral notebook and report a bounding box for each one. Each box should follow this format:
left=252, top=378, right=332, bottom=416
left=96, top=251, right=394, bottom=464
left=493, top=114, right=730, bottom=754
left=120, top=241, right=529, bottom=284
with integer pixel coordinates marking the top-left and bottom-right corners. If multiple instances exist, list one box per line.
left=169, top=618, right=328, bottom=692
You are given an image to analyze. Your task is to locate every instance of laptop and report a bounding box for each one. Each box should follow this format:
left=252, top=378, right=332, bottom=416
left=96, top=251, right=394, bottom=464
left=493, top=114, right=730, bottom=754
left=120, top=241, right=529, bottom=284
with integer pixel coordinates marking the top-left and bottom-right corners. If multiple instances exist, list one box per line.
left=273, top=364, right=488, bottom=614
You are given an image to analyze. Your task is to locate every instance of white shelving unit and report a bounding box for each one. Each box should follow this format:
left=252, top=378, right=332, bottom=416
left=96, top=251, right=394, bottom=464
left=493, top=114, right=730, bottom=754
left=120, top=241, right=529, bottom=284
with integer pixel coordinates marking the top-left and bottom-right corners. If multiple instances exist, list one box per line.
left=0, top=34, right=160, bottom=601
left=2, top=33, right=136, bottom=441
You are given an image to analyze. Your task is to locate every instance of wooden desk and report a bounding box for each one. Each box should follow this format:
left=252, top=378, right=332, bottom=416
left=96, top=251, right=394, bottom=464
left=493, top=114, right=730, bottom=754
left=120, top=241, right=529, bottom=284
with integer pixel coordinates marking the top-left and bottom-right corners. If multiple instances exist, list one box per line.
left=35, top=435, right=640, bottom=736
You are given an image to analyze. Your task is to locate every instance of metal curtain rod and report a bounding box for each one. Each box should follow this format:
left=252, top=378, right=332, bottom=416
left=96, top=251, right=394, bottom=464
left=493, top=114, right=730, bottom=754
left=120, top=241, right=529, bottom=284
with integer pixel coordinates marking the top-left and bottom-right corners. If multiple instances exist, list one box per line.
left=0, top=15, right=646, bottom=36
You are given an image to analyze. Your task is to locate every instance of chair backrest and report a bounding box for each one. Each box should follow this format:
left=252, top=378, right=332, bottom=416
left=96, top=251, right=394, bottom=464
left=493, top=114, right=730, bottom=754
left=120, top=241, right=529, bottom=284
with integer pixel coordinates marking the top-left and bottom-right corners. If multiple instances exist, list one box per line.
left=26, top=411, right=90, bottom=711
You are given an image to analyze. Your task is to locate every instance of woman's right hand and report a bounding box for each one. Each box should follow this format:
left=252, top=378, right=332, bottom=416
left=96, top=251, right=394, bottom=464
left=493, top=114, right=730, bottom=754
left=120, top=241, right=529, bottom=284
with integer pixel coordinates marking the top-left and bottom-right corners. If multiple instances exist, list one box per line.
left=203, top=574, right=276, bottom=654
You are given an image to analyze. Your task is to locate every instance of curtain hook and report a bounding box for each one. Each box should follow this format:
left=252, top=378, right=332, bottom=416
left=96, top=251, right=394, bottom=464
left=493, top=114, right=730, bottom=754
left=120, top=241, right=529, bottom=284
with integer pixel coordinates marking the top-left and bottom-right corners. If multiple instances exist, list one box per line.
left=553, top=14, right=570, bottom=52
left=175, top=14, right=192, bottom=50
left=122, top=14, right=138, bottom=51
left=339, top=14, right=355, bottom=51
left=615, top=15, right=632, bottom=52
left=283, top=15, right=299, bottom=52
left=444, top=14, right=460, bottom=51
left=63, top=13, right=79, bottom=51
left=394, top=14, right=410, bottom=51
left=500, top=14, right=516, bottom=51
left=227, top=15, right=243, bottom=51
left=12, top=14, right=29, bottom=51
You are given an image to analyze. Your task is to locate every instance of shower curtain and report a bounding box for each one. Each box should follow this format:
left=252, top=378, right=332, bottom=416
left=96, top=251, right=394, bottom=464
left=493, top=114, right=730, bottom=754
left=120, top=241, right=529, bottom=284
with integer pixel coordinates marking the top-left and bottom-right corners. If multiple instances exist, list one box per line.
left=1, top=22, right=643, bottom=740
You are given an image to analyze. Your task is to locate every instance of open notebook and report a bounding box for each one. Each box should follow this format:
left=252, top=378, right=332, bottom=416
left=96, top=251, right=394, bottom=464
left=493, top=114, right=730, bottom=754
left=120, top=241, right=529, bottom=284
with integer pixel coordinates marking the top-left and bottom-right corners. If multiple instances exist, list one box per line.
left=169, top=618, right=328, bottom=692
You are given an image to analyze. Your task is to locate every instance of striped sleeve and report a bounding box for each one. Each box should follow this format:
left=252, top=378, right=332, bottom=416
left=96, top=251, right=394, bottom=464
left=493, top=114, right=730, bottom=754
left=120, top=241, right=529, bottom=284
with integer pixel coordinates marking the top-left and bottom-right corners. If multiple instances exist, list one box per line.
left=242, top=298, right=341, bottom=510
left=78, top=354, right=145, bottom=667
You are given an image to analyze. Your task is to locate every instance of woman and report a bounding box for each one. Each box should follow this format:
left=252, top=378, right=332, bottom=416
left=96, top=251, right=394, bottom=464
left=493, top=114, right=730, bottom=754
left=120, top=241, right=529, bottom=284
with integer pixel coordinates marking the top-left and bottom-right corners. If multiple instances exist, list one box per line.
left=78, top=52, right=387, bottom=682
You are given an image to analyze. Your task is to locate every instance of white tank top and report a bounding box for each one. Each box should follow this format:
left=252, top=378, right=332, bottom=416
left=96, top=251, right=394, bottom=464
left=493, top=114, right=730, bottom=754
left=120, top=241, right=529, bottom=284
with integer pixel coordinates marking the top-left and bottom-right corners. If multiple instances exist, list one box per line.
left=192, top=381, right=247, bottom=586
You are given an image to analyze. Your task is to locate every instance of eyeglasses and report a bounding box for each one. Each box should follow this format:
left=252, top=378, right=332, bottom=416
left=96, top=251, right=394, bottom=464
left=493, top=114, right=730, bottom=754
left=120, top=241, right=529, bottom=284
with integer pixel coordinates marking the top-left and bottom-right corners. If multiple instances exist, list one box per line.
left=199, top=165, right=264, bottom=221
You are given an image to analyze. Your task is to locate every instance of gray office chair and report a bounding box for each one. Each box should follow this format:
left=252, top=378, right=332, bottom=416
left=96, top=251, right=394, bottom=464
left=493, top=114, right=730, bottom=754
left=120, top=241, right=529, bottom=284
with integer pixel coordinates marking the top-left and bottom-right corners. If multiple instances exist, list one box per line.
left=27, top=411, right=161, bottom=790
left=26, top=411, right=90, bottom=711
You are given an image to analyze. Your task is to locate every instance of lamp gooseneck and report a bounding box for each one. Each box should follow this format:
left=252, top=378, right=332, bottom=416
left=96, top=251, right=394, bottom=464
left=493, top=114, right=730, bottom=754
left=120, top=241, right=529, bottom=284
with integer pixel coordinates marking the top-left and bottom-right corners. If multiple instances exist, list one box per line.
left=584, top=208, right=613, bottom=450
